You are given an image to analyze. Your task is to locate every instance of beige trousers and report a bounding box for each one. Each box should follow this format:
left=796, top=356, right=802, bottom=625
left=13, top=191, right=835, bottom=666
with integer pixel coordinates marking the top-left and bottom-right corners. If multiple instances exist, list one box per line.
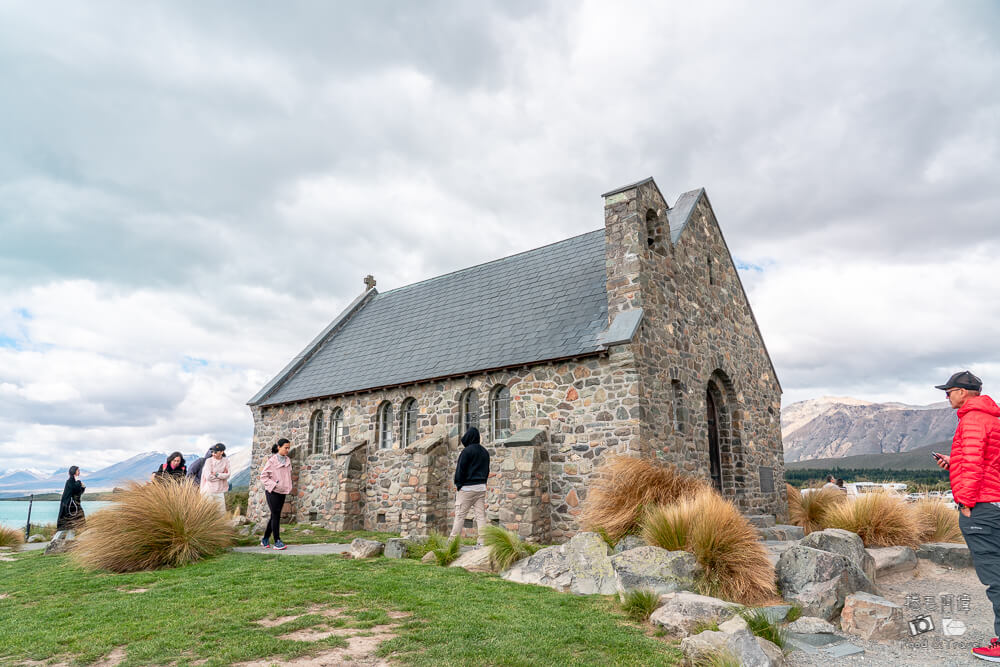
left=449, top=488, right=487, bottom=543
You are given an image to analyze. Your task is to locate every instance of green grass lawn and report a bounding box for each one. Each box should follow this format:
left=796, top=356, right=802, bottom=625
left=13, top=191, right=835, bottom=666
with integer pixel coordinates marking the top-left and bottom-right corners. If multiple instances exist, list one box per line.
left=233, top=522, right=402, bottom=546
left=0, top=550, right=681, bottom=666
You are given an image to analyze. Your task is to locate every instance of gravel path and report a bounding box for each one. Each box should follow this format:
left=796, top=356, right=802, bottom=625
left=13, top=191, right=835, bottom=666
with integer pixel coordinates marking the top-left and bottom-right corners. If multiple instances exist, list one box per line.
left=787, top=559, right=992, bottom=666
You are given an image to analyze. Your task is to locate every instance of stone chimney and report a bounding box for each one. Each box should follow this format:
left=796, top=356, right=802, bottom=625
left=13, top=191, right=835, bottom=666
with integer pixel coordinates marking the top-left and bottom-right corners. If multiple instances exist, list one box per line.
left=601, top=177, right=670, bottom=322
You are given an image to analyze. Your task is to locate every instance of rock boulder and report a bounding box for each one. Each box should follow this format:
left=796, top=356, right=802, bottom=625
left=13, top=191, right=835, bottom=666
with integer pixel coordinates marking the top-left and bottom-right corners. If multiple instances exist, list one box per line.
left=450, top=547, right=497, bottom=573
left=840, top=591, right=907, bottom=641
left=44, top=530, right=75, bottom=555
left=349, top=538, right=384, bottom=559
left=866, top=546, right=917, bottom=578
left=613, top=534, right=646, bottom=554
left=776, top=545, right=875, bottom=620
left=384, top=538, right=409, bottom=559
left=916, top=542, right=973, bottom=568
left=502, top=532, right=616, bottom=595
left=610, top=546, right=699, bottom=601
left=798, top=528, right=876, bottom=582
left=649, top=591, right=739, bottom=636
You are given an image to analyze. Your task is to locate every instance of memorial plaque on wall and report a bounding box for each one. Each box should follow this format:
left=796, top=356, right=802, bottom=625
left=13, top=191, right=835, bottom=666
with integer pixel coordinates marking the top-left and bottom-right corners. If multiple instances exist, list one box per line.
left=759, top=466, right=774, bottom=493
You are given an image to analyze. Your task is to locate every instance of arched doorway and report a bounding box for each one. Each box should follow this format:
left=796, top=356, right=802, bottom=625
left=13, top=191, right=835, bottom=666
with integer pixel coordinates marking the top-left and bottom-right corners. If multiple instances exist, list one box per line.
left=706, top=389, right=723, bottom=493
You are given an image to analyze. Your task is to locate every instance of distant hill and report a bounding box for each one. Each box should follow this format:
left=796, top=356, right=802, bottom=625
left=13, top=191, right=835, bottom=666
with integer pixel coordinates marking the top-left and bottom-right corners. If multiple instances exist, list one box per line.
left=782, top=396, right=956, bottom=462
left=0, top=450, right=251, bottom=497
left=784, top=442, right=951, bottom=471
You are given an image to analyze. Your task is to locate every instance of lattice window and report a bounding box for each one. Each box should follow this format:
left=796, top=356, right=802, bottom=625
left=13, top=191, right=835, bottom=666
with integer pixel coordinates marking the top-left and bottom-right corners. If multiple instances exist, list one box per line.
left=308, top=409, right=324, bottom=455
left=329, top=408, right=344, bottom=452
left=377, top=402, right=394, bottom=450
left=460, top=389, right=479, bottom=435
left=491, top=385, right=511, bottom=440
left=400, top=398, right=418, bottom=447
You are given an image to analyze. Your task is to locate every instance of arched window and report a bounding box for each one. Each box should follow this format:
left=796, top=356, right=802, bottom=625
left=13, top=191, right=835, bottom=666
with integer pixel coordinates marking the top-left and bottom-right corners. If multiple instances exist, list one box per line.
left=460, top=389, right=479, bottom=436
left=377, top=402, right=394, bottom=450
left=491, top=385, right=511, bottom=440
left=400, top=397, right=418, bottom=447
left=308, top=409, right=324, bottom=455
left=329, top=408, right=344, bottom=452
left=646, top=208, right=658, bottom=249
left=707, top=256, right=714, bottom=285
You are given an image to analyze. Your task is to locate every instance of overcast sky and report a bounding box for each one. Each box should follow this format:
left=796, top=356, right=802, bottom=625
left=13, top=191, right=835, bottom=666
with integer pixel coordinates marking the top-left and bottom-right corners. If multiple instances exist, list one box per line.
left=1, top=1, right=998, bottom=472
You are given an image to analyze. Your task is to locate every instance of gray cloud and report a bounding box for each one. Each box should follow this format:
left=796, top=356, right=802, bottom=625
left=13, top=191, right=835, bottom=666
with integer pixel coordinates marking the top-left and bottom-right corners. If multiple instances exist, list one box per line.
left=0, top=1, right=998, bottom=469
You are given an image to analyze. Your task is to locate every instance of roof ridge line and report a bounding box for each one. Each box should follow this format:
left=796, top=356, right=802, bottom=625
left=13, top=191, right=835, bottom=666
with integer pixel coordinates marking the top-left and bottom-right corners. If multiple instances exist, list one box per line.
left=378, top=228, right=605, bottom=297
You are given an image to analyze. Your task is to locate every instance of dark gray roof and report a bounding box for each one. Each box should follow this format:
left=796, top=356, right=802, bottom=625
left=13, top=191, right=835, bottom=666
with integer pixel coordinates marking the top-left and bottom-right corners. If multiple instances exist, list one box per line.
left=254, top=230, right=610, bottom=406
left=667, top=188, right=703, bottom=244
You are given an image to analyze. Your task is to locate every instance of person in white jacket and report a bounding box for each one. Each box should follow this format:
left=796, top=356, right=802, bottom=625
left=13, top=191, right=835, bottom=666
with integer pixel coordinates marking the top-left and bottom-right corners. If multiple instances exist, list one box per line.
left=200, top=443, right=230, bottom=513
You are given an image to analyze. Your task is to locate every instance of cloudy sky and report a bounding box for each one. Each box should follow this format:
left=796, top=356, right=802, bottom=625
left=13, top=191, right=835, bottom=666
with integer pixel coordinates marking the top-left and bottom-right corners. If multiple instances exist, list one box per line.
left=1, top=1, right=998, bottom=472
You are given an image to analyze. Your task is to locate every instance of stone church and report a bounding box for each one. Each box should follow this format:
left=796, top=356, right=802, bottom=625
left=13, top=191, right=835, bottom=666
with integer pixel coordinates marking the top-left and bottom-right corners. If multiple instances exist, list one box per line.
left=248, top=177, right=787, bottom=542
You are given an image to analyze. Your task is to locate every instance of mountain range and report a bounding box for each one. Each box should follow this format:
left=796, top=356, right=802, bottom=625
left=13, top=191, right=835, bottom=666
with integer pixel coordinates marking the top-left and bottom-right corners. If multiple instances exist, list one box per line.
left=0, top=449, right=251, bottom=498
left=782, top=396, right=957, bottom=462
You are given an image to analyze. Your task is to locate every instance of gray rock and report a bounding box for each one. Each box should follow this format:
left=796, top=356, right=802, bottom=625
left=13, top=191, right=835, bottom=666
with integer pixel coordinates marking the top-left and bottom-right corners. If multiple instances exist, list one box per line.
left=751, top=604, right=794, bottom=623
left=610, top=546, right=699, bottom=601
left=758, top=524, right=806, bottom=541
left=613, top=534, right=646, bottom=554
left=745, top=514, right=777, bottom=528
left=756, top=636, right=787, bottom=666
left=763, top=540, right=797, bottom=567
left=237, top=525, right=251, bottom=537
left=649, top=591, right=740, bottom=636
left=726, top=628, right=776, bottom=666
left=866, top=546, right=917, bottom=578
left=840, top=591, right=907, bottom=640
left=718, top=614, right=749, bottom=634
left=44, top=530, right=75, bottom=555
left=420, top=550, right=436, bottom=564
left=786, top=616, right=837, bottom=634
left=449, top=546, right=497, bottom=573
left=349, top=538, right=384, bottom=559
left=502, top=532, right=616, bottom=595
left=680, top=629, right=730, bottom=664
left=384, top=538, right=409, bottom=559
left=916, top=542, right=973, bottom=568
left=798, top=528, right=877, bottom=582
left=26, top=534, right=45, bottom=543
left=776, top=545, right=875, bottom=620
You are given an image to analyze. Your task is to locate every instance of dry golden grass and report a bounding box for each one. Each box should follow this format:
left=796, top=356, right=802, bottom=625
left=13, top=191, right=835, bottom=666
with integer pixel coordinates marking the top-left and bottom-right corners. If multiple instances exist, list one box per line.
left=0, top=524, right=24, bottom=550
left=824, top=491, right=921, bottom=548
left=642, top=499, right=696, bottom=551
left=687, top=491, right=777, bottom=605
left=787, top=484, right=845, bottom=534
left=911, top=498, right=964, bottom=544
left=72, top=481, right=235, bottom=572
left=580, top=456, right=708, bottom=541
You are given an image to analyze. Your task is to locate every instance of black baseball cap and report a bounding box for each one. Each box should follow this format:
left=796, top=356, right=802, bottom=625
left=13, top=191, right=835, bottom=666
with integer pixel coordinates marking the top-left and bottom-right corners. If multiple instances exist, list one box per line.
left=934, top=371, right=982, bottom=392
left=211, top=443, right=226, bottom=452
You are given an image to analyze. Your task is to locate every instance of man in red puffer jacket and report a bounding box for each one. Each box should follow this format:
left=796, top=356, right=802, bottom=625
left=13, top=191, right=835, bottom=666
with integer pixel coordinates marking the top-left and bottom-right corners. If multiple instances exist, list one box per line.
left=934, top=370, right=1000, bottom=661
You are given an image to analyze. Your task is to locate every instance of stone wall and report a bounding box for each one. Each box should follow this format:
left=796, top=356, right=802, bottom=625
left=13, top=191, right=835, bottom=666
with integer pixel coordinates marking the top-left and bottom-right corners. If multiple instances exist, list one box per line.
left=249, top=350, right=642, bottom=542
left=601, top=182, right=787, bottom=519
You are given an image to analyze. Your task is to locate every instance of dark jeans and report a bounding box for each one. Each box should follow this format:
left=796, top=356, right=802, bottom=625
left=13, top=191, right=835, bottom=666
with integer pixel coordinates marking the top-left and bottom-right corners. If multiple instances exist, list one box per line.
left=263, top=490, right=286, bottom=543
left=960, top=502, right=1000, bottom=638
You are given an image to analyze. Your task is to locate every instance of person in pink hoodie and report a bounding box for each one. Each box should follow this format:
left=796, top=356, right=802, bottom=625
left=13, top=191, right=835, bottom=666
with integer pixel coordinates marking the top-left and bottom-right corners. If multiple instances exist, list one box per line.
left=259, top=438, right=293, bottom=550
left=200, top=443, right=230, bottom=513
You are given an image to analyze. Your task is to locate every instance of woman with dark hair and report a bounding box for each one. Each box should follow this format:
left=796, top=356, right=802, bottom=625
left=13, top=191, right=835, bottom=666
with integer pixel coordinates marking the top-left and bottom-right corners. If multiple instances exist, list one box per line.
left=56, top=466, right=86, bottom=530
left=259, top=438, right=293, bottom=550
left=152, top=452, right=187, bottom=482
left=449, top=426, right=490, bottom=545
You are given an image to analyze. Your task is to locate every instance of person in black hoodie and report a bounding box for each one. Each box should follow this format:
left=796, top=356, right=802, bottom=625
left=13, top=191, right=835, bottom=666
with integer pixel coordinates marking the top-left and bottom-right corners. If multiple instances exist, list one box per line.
left=151, top=452, right=187, bottom=482
left=449, top=426, right=490, bottom=545
left=56, top=466, right=85, bottom=530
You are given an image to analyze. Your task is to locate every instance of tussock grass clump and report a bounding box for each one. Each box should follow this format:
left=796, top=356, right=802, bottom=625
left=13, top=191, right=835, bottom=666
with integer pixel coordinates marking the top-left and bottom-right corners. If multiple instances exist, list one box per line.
left=911, top=498, right=964, bottom=543
left=738, top=607, right=787, bottom=648
left=0, top=525, right=24, bottom=550
left=785, top=604, right=803, bottom=623
left=484, top=525, right=541, bottom=570
left=581, top=456, right=708, bottom=541
left=420, top=532, right=462, bottom=566
left=642, top=499, right=696, bottom=551
left=687, top=492, right=777, bottom=604
left=697, top=650, right=739, bottom=667
left=787, top=484, right=845, bottom=534
left=72, top=481, right=235, bottom=572
left=823, top=491, right=921, bottom=548
left=621, top=589, right=660, bottom=622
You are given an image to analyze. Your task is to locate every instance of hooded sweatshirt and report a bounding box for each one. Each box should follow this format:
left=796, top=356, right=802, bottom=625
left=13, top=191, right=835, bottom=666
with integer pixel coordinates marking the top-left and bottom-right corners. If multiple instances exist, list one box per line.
left=454, top=427, right=490, bottom=491
left=950, top=394, right=1000, bottom=508
left=260, top=453, right=293, bottom=494
left=200, top=455, right=231, bottom=494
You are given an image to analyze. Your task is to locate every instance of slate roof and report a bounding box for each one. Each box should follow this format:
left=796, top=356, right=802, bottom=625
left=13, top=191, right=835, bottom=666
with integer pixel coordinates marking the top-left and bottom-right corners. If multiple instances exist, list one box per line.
left=253, top=229, right=611, bottom=406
